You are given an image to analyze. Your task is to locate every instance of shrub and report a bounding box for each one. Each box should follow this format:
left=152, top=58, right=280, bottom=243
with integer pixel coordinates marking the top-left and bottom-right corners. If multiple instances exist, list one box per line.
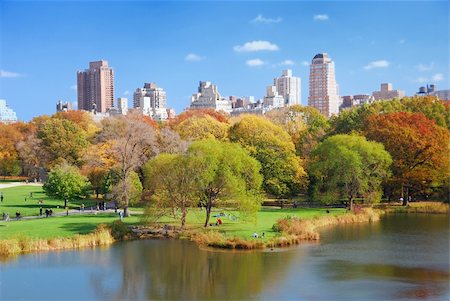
left=110, top=220, right=130, bottom=240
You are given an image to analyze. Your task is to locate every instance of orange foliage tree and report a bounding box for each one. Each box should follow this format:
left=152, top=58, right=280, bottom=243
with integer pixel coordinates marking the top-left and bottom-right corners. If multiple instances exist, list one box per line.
left=364, top=112, right=449, bottom=203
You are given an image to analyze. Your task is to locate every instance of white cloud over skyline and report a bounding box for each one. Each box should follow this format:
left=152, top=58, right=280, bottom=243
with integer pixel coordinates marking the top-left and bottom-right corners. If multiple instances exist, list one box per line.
left=313, top=14, right=329, bottom=21
left=364, top=60, right=390, bottom=70
left=185, top=53, right=204, bottom=61
left=280, top=60, right=295, bottom=66
left=0, top=70, right=21, bottom=78
left=246, top=59, right=265, bottom=67
left=416, top=62, right=434, bottom=72
left=432, top=73, right=444, bottom=82
left=234, top=40, right=279, bottom=52
left=251, top=14, right=282, bottom=24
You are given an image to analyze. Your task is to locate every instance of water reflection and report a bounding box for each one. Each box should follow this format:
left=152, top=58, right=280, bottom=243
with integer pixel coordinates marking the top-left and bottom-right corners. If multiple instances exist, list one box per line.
left=90, top=240, right=298, bottom=300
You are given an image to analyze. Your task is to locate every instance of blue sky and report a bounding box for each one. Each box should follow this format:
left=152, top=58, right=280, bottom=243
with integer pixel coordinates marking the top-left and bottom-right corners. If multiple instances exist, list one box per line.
left=1, top=0, right=448, bottom=121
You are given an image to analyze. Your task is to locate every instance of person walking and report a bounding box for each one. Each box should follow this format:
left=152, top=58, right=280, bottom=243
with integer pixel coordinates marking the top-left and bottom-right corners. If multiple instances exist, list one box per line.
left=119, top=211, right=123, bottom=221
left=39, top=207, right=43, bottom=216
left=1, top=192, right=3, bottom=202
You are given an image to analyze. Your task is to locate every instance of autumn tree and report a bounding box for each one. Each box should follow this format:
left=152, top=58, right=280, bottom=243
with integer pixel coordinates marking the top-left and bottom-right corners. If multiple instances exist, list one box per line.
left=266, top=105, right=329, bottom=160
left=43, top=162, right=90, bottom=207
left=157, top=127, right=188, bottom=154
left=187, top=139, right=263, bottom=227
left=53, top=110, right=99, bottom=137
left=309, top=134, right=392, bottom=210
left=0, top=124, right=22, bottom=176
left=97, top=115, right=157, bottom=216
left=172, top=115, right=229, bottom=141
left=364, top=112, right=449, bottom=204
left=229, top=115, right=307, bottom=196
left=36, top=118, right=90, bottom=167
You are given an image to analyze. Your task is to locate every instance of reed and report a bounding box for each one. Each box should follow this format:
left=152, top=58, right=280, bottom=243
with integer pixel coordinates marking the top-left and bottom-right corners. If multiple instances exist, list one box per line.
left=385, top=202, right=449, bottom=214
left=0, top=224, right=115, bottom=257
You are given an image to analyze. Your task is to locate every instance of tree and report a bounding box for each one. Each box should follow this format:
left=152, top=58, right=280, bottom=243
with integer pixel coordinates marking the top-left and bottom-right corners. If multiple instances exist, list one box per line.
left=266, top=105, right=329, bottom=160
left=229, top=115, right=307, bottom=196
left=157, top=127, right=188, bottom=154
left=43, top=162, right=90, bottom=207
left=53, top=110, right=99, bottom=137
left=309, top=134, right=392, bottom=210
left=97, top=115, right=157, bottom=216
left=173, top=115, right=229, bottom=141
left=364, top=112, right=449, bottom=204
left=143, top=154, right=200, bottom=228
left=169, top=108, right=230, bottom=127
left=0, top=124, right=22, bottom=176
left=187, top=139, right=263, bottom=227
left=36, top=118, right=90, bottom=167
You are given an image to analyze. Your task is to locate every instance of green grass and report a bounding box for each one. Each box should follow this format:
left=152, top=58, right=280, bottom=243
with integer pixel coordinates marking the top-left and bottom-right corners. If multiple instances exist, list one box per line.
left=149, top=207, right=346, bottom=240
left=0, top=213, right=141, bottom=239
left=0, top=185, right=98, bottom=217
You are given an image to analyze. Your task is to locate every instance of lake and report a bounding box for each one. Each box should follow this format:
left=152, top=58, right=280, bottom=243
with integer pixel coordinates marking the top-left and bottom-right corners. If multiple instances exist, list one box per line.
left=1, top=214, right=449, bottom=300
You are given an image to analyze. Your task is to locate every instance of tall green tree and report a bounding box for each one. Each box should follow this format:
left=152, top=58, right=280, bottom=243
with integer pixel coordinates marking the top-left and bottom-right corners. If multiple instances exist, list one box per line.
left=229, top=115, right=307, bottom=196
left=187, top=139, right=263, bottom=227
left=43, top=162, right=90, bottom=207
left=309, top=134, right=392, bottom=210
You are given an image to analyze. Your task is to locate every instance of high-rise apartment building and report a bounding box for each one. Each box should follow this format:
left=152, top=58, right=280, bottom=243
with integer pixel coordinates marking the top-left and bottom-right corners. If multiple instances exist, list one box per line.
left=308, top=53, right=340, bottom=117
left=133, top=83, right=168, bottom=120
left=274, top=69, right=301, bottom=106
left=77, top=60, right=114, bottom=113
left=56, top=101, right=73, bottom=112
left=263, top=86, right=285, bottom=108
left=117, top=97, right=128, bottom=115
left=372, top=83, right=405, bottom=100
left=190, top=81, right=232, bottom=113
left=0, top=99, right=18, bottom=123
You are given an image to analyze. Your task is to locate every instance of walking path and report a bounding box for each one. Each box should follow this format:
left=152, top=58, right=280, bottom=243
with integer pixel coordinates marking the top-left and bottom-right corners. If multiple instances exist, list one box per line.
left=0, top=182, right=42, bottom=189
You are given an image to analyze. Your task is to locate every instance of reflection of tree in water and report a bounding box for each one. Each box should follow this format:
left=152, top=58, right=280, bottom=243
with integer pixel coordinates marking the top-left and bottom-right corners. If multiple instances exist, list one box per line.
left=91, top=239, right=296, bottom=300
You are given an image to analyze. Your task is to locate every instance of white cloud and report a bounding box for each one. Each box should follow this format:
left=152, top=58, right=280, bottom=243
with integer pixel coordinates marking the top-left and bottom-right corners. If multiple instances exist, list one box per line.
left=70, top=84, right=77, bottom=90
left=251, top=14, right=282, bottom=24
left=432, top=73, right=444, bottom=82
left=234, top=40, right=279, bottom=52
left=364, top=60, right=390, bottom=70
left=301, top=60, right=309, bottom=66
left=413, top=77, right=428, bottom=83
left=398, top=39, right=406, bottom=44
left=416, top=62, right=434, bottom=72
left=280, top=60, right=295, bottom=66
left=313, top=14, right=329, bottom=21
left=246, top=59, right=265, bottom=67
left=0, top=70, right=21, bottom=78
left=123, top=90, right=130, bottom=95
left=185, top=53, right=204, bottom=61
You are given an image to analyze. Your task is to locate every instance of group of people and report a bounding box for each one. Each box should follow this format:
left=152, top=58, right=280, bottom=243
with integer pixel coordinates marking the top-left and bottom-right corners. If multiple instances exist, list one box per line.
left=252, top=232, right=265, bottom=238
left=39, top=208, right=53, bottom=218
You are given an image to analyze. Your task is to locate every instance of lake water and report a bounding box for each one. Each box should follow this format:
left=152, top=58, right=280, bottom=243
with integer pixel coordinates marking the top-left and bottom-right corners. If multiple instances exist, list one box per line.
left=1, top=214, right=449, bottom=300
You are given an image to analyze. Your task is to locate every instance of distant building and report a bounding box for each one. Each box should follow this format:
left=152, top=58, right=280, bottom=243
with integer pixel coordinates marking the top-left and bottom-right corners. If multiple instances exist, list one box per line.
left=0, top=99, right=18, bottom=123
left=133, top=83, right=168, bottom=120
left=56, top=101, right=73, bottom=112
left=166, top=108, right=176, bottom=119
left=263, top=86, right=285, bottom=108
left=415, top=84, right=450, bottom=101
left=77, top=60, right=115, bottom=113
left=308, top=53, right=340, bottom=118
left=340, top=94, right=375, bottom=111
left=274, top=69, right=301, bottom=106
left=116, top=97, right=128, bottom=115
left=190, top=81, right=232, bottom=113
left=372, top=83, right=405, bottom=100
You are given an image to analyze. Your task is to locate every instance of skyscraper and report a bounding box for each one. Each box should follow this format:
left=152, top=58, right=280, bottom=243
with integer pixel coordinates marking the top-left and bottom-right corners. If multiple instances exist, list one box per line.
left=308, top=53, right=340, bottom=117
left=274, top=69, right=301, bottom=106
left=133, top=83, right=168, bottom=120
left=0, top=99, right=18, bottom=123
left=77, top=60, right=114, bottom=113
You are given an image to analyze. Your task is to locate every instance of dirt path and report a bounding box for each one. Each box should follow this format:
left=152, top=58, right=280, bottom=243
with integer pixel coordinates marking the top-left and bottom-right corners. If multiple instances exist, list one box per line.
left=0, top=182, right=43, bottom=189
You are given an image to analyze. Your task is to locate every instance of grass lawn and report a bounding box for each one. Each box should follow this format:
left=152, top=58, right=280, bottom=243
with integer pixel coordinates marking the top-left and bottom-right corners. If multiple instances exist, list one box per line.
left=0, top=214, right=142, bottom=239
left=0, top=185, right=98, bottom=217
left=151, top=207, right=346, bottom=240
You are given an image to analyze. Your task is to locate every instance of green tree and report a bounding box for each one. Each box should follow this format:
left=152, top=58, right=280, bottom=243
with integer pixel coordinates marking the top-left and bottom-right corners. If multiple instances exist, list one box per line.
left=43, top=162, right=90, bottom=207
left=37, top=118, right=90, bottom=167
left=173, top=115, right=229, bottom=141
left=143, top=154, right=200, bottom=228
left=229, top=115, right=307, bottom=196
left=309, top=134, right=392, bottom=210
left=187, top=139, right=263, bottom=227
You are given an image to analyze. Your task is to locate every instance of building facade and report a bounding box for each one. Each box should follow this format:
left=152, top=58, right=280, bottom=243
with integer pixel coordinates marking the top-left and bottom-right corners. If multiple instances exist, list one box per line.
left=0, top=99, right=18, bottom=123
left=133, top=83, right=168, bottom=120
left=56, top=101, right=73, bottom=112
left=263, top=85, right=285, bottom=108
left=415, top=84, right=450, bottom=101
left=308, top=53, right=340, bottom=117
left=340, top=94, right=375, bottom=111
left=77, top=60, right=114, bottom=113
left=274, top=69, right=301, bottom=106
left=372, top=83, right=405, bottom=100
left=190, top=81, right=232, bottom=113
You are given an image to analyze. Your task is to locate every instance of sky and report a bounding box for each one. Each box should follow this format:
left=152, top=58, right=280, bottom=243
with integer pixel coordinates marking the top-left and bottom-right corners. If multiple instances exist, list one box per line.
left=1, top=0, right=449, bottom=121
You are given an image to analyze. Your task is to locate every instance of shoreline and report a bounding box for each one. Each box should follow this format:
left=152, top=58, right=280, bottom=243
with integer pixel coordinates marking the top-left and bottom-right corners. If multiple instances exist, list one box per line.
left=1, top=203, right=448, bottom=258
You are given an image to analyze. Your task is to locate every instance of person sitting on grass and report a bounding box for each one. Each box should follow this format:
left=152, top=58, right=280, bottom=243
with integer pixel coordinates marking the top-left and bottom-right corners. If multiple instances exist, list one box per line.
left=215, top=218, right=222, bottom=226
left=15, top=211, right=21, bottom=220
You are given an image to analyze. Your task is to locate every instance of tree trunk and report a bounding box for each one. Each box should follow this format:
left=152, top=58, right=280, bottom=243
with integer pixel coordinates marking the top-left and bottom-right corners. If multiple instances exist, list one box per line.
left=349, top=197, right=354, bottom=212
left=204, top=199, right=213, bottom=227
left=124, top=205, right=129, bottom=217
left=181, top=207, right=187, bottom=229
left=64, top=198, right=67, bottom=208
left=402, top=186, right=409, bottom=206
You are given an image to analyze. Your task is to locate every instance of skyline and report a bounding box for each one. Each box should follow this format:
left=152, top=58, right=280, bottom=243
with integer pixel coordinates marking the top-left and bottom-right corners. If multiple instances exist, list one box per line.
left=1, top=1, right=449, bottom=121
